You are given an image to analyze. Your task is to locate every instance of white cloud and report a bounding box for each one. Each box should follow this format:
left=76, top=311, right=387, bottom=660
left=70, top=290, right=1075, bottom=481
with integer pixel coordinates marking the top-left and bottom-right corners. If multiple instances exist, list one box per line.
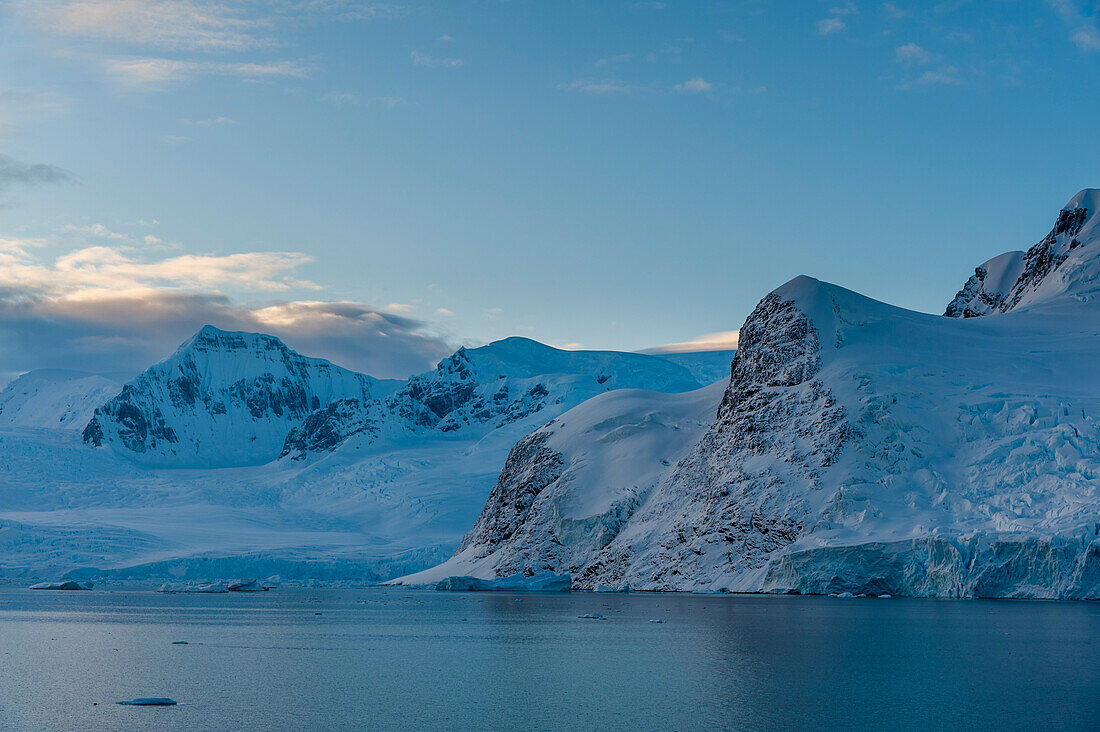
left=0, top=238, right=319, bottom=295
left=829, top=2, right=859, bottom=16
left=596, top=53, right=634, bottom=65
left=103, top=57, right=308, bottom=89
left=646, top=329, right=740, bottom=354
left=895, top=42, right=931, bottom=65
left=62, top=223, right=128, bottom=240
left=817, top=18, right=846, bottom=35
left=181, top=116, right=237, bottom=126
left=882, top=2, right=907, bottom=19
left=436, top=307, right=454, bottom=316
left=674, top=77, right=713, bottom=93
left=411, top=50, right=464, bottom=68
left=559, top=79, right=632, bottom=95
left=143, top=235, right=162, bottom=245
left=1072, top=25, right=1100, bottom=51
left=917, top=65, right=962, bottom=86
left=21, top=0, right=268, bottom=51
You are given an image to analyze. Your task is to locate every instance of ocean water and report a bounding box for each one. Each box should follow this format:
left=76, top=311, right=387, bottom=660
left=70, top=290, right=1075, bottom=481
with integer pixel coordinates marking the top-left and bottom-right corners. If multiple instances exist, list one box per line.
left=0, top=587, right=1096, bottom=731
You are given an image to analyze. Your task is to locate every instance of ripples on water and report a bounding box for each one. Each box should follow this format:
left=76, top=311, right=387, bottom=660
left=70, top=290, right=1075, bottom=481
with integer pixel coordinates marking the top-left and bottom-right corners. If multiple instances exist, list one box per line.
left=0, top=588, right=1096, bottom=731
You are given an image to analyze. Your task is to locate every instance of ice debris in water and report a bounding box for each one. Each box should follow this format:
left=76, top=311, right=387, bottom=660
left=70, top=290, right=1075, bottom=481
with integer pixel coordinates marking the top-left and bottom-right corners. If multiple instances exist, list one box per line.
left=578, top=613, right=607, bottom=620
left=29, top=581, right=93, bottom=590
left=117, top=698, right=177, bottom=706
left=434, top=570, right=571, bottom=592
left=157, top=578, right=267, bottom=593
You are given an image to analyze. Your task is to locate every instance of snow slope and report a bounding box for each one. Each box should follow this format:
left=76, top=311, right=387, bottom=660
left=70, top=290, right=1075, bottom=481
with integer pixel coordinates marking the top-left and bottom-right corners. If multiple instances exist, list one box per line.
left=404, top=190, right=1100, bottom=599
left=0, top=370, right=124, bottom=429
left=0, top=333, right=717, bottom=581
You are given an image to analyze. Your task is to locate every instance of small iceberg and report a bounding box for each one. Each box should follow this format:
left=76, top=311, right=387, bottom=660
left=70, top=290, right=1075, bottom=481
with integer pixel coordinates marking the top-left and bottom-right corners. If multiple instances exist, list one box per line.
left=117, top=698, right=177, bottom=706
left=29, top=581, right=93, bottom=591
left=434, top=570, right=571, bottom=593
left=578, top=613, right=607, bottom=620
left=157, top=578, right=268, bottom=594
left=649, top=619, right=665, bottom=623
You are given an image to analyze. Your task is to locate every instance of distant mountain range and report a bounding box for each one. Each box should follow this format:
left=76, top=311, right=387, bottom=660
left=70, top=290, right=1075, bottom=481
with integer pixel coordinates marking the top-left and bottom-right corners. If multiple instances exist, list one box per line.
left=0, top=327, right=730, bottom=582
left=6, top=191, right=1099, bottom=599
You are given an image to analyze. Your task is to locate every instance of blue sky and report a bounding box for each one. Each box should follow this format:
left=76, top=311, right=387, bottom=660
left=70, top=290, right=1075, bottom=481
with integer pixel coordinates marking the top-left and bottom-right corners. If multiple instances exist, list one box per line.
left=0, top=0, right=1098, bottom=379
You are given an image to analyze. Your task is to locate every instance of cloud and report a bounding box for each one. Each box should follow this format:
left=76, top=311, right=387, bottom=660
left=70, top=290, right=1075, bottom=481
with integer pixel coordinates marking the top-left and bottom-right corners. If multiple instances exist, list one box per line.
left=916, top=65, right=962, bottom=85
left=558, top=80, right=632, bottom=95
left=100, top=56, right=307, bottom=89
left=1072, top=25, right=1100, bottom=51
left=1047, top=1, right=1100, bottom=51
left=0, top=237, right=319, bottom=295
left=0, top=237, right=453, bottom=379
left=20, top=0, right=268, bottom=51
left=0, top=290, right=452, bottom=380
left=0, top=154, right=74, bottom=198
left=895, top=42, right=931, bottom=65
left=596, top=53, right=634, bottom=65
left=882, top=2, right=908, bottom=18
left=181, top=116, right=237, bottom=126
left=674, top=77, right=713, bottom=93
left=62, top=223, right=129, bottom=240
left=644, top=329, right=740, bottom=354
left=321, top=92, right=404, bottom=108
left=410, top=50, right=464, bottom=68
left=436, top=307, right=454, bottom=316
left=817, top=18, right=846, bottom=35
left=829, top=1, right=859, bottom=16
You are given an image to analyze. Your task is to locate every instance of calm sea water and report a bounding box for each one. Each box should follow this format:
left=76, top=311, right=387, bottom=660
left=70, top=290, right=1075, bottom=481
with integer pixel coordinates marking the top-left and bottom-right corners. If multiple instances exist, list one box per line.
left=0, top=587, right=1096, bottom=731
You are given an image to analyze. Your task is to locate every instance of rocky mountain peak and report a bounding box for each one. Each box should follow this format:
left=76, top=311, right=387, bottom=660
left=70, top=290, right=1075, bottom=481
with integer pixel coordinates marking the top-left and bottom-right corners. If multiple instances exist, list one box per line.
left=946, top=188, right=1098, bottom=317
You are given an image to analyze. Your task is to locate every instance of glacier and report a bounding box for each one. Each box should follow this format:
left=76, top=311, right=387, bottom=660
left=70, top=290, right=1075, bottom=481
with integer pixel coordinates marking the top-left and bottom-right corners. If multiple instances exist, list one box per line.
left=399, top=189, right=1100, bottom=599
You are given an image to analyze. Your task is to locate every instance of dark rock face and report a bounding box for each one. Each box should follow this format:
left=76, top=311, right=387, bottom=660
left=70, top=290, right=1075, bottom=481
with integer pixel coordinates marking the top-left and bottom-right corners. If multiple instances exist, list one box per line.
left=945, top=264, right=1012, bottom=318
left=386, top=349, right=552, bottom=433
left=946, top=204, right=1090, bottom=317
left=575, top=294, right=850, bottom=589
left=458, top=430, right=564, bottom=556
left=280, top=399, right=379, bottom=460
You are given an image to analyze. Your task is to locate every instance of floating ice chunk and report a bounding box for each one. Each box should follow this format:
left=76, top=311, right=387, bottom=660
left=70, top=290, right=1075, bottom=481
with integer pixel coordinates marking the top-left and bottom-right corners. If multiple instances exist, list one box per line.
left=226, top=578, right=262, bottom=592
left=157, top=582, right=228, bottom=594
left=578, top=613, right=607, bottom=620
left=649, top=619, right=665, bottom=623
left=434, top=571, right=571, bottom=592
left=117, top=698, right=177, bottom=706
left=29, top=581, right=92, bottom=590
left=171, top=641, right=188, bottom=645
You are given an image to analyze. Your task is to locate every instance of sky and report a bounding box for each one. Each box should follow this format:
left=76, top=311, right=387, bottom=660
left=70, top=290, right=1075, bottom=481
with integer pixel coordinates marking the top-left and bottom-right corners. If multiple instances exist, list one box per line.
left=0, top=0, right=1098, bottom=381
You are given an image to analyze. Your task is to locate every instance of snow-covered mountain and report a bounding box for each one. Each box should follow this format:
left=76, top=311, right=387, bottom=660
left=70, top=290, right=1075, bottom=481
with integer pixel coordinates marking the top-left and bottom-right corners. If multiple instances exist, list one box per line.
left=0, top=331, right=720, bottom=581
left=404, top=190, right=1100, bottom=599
left=82, top=326, right=386, bottom=467
left=0, top=370, right=125, bottom=430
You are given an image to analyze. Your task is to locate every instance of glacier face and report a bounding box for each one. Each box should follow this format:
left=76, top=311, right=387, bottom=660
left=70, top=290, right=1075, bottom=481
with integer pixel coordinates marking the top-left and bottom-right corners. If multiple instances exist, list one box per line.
left=404, top=190, right=1100, bottom=599
left=0, top=330, right=721, bottom=581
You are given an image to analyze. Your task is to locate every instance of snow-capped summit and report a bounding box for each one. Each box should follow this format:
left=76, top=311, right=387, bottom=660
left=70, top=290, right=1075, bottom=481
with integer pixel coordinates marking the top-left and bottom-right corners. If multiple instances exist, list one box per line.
left=946, top=188, right=1098, bottom=317
left=83, top=325, right=379, bottom=467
